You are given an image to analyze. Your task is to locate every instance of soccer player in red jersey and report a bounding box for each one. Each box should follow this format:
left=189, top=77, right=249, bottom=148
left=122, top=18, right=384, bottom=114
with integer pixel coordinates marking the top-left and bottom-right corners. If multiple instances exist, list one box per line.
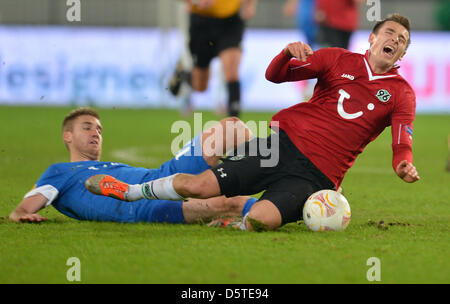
left=315, top=0, right=365, bottom=49
left=87, top=14, right=420, bottom=231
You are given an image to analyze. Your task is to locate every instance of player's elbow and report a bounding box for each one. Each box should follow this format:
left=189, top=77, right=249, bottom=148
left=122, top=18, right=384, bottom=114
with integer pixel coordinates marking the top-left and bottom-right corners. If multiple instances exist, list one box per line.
left=265, top=71, right=282, bottom=83
left=265, top=67, right=285, bottom=83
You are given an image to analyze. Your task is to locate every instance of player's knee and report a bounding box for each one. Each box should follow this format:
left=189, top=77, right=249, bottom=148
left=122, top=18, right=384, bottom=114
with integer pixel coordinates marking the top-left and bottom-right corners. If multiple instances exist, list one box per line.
left=220, top=116, right=240, bottom=124
left=192, top=82, right=208, bottom=92
left=245, top=213, right=280, bottom=231
left=246, top=203, right=282, bottom=231
left=220, top=116, right=252, bottom=145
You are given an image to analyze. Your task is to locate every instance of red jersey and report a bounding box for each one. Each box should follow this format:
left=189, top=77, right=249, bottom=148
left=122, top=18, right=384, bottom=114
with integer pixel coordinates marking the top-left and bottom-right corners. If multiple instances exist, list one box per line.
left=266, top=48, right=416, bottom=189
left=316, top=0, right=359, bottom=32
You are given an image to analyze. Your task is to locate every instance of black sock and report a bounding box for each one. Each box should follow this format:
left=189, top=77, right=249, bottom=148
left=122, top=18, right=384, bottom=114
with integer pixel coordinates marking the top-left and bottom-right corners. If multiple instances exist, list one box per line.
left=227, top=81, right=240, bottom=117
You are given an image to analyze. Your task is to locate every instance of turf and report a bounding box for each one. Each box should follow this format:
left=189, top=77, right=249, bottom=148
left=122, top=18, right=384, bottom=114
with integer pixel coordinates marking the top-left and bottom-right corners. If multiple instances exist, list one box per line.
left=0, top=105, right=448, bottom=284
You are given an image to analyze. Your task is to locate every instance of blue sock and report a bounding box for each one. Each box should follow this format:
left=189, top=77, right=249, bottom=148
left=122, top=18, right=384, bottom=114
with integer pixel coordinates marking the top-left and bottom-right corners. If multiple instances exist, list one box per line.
left=139, top=200, right=185, bottom=223
left=242, top=197, right=258, bottom=216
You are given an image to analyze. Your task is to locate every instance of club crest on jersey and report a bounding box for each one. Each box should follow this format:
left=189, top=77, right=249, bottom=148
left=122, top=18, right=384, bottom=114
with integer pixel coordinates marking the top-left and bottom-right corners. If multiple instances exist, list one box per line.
left=376, top=89, right=391, bottom=102
left=228, top=155, right=245, bottom=161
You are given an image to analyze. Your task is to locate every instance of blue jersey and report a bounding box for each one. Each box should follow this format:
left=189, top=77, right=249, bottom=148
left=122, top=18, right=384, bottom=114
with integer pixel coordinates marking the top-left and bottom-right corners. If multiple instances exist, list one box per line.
left=26, top=137, right=210, bottom=223
left=296, top=0, right=317, bottom=48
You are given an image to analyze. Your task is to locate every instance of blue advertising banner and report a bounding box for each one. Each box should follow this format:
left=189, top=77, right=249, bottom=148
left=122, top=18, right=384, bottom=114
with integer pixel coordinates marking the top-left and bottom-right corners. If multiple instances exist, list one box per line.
left=0, top=26, right=448, bottom=113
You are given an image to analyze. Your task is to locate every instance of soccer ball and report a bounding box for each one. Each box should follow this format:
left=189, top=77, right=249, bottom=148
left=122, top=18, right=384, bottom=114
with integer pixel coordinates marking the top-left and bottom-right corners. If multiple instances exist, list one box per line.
left=302, top=189, right=351, bottom=231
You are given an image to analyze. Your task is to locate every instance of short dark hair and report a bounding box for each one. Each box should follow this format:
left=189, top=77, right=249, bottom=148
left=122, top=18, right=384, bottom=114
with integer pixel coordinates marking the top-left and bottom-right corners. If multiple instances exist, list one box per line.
left=62, top=107, right=100, bottom=132
left=372, top=13, right=411, bottom=48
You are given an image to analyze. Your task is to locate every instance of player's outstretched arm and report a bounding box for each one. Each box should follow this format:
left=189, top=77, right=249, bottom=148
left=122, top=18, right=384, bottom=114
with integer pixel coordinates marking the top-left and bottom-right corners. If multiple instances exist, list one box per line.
left=9, top=194, right=48, bottom=223
left=391, top=117, right=417, bottom=183
left=265, top=41, right=318, bottom=84
left=395, top=160, right=420, bottom=183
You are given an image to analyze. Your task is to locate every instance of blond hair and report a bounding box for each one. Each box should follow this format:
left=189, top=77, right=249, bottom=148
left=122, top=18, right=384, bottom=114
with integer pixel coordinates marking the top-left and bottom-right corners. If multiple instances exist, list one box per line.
left=62, top=107, right=100, bottom=132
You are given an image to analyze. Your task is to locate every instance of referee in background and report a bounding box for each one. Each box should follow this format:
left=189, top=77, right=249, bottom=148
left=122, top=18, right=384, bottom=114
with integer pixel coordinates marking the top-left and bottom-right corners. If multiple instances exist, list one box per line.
left=169, top=0, right=258, bottom=117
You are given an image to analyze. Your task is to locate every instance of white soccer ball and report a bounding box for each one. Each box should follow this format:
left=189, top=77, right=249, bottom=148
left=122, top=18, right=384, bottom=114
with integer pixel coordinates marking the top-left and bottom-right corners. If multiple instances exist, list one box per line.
left=303, top=189, right=351, bottom=232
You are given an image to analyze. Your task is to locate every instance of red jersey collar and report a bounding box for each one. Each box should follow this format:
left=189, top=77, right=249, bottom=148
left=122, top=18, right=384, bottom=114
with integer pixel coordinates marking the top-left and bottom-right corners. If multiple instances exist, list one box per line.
left=364, top=50, right=400, bottom=76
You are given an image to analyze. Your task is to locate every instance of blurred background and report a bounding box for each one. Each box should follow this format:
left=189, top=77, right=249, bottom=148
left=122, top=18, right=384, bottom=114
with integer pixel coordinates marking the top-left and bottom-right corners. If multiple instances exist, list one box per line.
left=0, top=0, right=448, bottom=113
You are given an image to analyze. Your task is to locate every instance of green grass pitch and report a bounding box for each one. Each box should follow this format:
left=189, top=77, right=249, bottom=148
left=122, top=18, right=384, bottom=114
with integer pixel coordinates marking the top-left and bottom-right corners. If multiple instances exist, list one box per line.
left=0, top=105, right=448, bottom=284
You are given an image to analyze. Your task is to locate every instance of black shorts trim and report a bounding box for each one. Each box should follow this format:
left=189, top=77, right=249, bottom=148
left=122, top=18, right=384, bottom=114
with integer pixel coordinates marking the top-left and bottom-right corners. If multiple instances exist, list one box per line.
left=189, top=13, right=244, bottom=68
left=317, top=24, right=352, bottom=49
left=211, top=130, right=335, bottom=224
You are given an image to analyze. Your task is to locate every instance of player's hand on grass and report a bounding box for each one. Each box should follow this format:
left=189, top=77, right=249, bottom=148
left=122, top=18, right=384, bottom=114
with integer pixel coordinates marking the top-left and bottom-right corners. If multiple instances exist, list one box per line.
left=19, top=214, right=48, bottom=223
left=396, top=160, right=420, bottom=183
left=283, top=41, right=314, bottom=62
left=10, top=212, right=48, bottom=223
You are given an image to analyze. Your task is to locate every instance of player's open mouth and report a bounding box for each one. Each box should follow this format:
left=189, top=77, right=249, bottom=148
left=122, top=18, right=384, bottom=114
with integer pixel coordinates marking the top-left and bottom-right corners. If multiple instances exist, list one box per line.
left=90, top=140, right=99, bottom=145
left=383, top=45, right=396, bottom=57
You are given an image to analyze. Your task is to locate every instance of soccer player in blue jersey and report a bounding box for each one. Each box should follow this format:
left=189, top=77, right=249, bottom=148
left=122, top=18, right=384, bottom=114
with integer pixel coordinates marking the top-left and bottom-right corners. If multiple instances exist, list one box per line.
left=9, top=107, right=257, bottom=224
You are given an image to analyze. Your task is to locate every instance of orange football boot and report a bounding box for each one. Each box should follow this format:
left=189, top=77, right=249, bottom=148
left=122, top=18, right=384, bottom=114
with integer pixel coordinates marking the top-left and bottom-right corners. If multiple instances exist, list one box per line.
left=85, top=174, right=130, bottom=201
left=207, top=216, right=243, bottom=229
